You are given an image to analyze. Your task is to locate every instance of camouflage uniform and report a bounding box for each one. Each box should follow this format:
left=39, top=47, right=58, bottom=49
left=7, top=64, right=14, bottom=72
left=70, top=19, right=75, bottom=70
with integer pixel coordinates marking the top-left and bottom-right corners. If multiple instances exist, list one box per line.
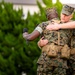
left=36, top=19, right=72, bottom=75
left=61, top=5, right=75, bottom=75
left=35, top=6, right=74, bottom=75
left=68, top=29, right=75, bottom=75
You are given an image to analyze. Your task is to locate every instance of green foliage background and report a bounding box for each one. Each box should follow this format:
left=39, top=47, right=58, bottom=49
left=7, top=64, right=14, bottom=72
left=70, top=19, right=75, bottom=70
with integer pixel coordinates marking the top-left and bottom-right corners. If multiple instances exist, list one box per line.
left=0, top=0, right=75, bottom=75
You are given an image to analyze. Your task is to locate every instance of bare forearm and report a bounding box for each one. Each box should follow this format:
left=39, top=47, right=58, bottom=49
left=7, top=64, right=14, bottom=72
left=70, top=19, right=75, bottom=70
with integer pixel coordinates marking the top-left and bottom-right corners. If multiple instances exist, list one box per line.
left=23, top=30, right=40, bottom=41
left=26, top=33, right=40, bottom=40
left=59, top=21, right=75, bottom=29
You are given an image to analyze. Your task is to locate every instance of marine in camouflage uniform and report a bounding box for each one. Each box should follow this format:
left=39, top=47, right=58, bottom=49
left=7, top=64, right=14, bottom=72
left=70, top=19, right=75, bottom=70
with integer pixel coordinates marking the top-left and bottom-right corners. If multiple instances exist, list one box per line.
left=23, top=6, right=74, bottom=75
left=37, top=5, right=74, bottom=75
left=68, top=29, right=75, bottom=75
left=60, top=5, right=75, bottom=75
left=36, top=20, right=71, bottom=74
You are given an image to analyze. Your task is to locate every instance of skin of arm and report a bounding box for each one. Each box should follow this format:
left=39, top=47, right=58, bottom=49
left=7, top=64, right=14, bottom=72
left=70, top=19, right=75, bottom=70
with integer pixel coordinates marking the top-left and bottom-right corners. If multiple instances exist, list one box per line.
left=23, top=30, right=40, bottom=41
left=46, top=21, right=75, bottom=30
left=59, top=21, right=75, bottom=29
left=37, top=37, right=48, bottom=47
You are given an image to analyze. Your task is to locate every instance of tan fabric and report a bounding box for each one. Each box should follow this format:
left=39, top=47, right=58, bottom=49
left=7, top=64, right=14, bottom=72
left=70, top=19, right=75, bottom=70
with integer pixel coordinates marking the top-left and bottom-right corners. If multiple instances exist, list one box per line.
left=61, top=44, right=70, bottom=59
left=42, top=43, right=71, bottom=59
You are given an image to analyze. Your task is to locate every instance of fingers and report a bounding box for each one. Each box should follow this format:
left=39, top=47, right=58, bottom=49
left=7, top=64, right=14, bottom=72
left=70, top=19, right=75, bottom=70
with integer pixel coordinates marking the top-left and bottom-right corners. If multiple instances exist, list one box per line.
left=40, top=39, right=48, bottom=46
left=23, top=32, right=28, bottom=38
left=46, top=23, right=60, bottom=30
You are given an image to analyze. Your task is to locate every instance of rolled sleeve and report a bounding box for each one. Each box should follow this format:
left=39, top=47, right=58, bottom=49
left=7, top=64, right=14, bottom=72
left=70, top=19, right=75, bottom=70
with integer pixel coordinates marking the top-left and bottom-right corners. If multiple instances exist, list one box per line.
left=35, top=26, right=43, bottom=34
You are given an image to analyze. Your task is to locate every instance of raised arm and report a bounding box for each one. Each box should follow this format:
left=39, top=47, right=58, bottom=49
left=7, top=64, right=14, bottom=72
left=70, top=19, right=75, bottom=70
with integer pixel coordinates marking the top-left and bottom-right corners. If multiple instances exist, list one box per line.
left=59, top=21, right=75, bottom=29
left=46, top=21, right=75, bottom=30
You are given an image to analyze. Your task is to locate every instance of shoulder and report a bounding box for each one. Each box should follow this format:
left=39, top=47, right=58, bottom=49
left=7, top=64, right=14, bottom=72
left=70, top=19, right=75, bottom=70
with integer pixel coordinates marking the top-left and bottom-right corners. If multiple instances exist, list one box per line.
left=42, top=21, right=50, bottom=24
left=38, top=21, right=50, bottom=27
left=51, top=19, right=61, bottom=24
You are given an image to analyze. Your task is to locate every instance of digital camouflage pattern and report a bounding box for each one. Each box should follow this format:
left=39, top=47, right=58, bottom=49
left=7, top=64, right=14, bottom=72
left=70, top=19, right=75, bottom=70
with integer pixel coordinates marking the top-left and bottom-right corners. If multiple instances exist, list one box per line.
left=38, top=20, right=72, bottom=46
left=71, top=29, right=75, bottom=48
left=37, top=52, right=67, bottom=75
left=61, top=5, right=75, bottom=75
left=61, top=5, right=74, bottom=16
left=69, top=29, right=75, bottom=75
left=36, top=6, right=74, bottom=75
left=37, top=19, right=72, bottom=75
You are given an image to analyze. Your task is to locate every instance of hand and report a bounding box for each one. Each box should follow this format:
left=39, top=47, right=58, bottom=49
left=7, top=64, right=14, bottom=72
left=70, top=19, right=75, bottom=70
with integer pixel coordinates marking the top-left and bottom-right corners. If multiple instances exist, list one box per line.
left=38, top=37, right=48, bottom=48
left=23, top=32, right=28, bottom=39
left=46, top=23, right=60, bottom=30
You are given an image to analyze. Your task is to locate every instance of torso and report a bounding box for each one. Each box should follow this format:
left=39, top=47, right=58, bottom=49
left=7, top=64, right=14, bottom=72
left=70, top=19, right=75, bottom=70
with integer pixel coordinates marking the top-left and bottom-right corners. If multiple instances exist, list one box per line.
left=38, top=19, right=72, bottom=46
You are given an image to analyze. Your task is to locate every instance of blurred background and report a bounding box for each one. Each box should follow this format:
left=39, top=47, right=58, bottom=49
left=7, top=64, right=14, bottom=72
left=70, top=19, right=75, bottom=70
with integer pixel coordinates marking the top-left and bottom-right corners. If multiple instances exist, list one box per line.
left=0, top=0, right=75, bottom=75
left=2, top=0, right=75, bottom=19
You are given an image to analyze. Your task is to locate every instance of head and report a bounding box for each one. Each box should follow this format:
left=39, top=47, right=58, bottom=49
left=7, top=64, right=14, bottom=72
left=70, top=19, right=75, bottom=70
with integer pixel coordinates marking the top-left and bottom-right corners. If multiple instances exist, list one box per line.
left=60, top=5, right=74, bottom=23
left=46, top=7, right=58, bottom=20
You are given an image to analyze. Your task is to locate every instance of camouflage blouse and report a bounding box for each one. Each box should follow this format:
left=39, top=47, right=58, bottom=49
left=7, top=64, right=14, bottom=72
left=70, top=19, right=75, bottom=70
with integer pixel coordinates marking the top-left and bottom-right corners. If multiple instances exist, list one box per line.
left=36, top=19, right=72, bottom=46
